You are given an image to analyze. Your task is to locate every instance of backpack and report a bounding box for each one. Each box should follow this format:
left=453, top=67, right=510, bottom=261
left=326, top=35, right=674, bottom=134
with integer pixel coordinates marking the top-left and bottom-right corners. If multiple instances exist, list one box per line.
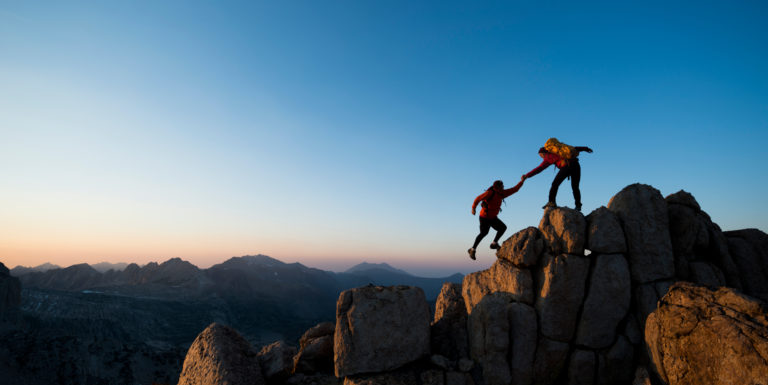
left=544, top=138, right=576, bottom=160
left=481, top=186, right=503, bottom=212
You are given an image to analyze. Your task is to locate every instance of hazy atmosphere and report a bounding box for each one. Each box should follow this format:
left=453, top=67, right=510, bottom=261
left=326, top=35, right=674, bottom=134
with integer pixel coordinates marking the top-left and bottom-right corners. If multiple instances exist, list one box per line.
left=2, top=1, right=767, bottom=276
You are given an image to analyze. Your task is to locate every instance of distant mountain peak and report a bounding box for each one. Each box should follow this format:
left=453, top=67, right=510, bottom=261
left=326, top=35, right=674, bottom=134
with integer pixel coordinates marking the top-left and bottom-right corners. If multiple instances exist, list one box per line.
left=91, top=262, right=129, bottom=273
left=345, top=262, right=412, bottom=276
left=222, top=255, right=284, bottom=267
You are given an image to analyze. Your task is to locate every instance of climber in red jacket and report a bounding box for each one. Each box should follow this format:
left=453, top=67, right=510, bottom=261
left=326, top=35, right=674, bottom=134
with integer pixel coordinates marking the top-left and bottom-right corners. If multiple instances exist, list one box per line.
left=468, top=178, right=525, bottom=260
left=523, top=142, right=593, bottom=211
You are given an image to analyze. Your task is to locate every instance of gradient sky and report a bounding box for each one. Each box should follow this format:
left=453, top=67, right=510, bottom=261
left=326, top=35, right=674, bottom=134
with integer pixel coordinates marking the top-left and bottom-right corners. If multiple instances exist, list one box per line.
left=1, top=1, right=766, bottom=276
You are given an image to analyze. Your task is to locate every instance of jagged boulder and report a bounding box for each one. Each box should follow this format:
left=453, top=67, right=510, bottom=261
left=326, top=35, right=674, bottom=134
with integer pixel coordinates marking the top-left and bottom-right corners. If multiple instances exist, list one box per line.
left=705, top=221, right=743, bottom=289
left=665, top=191, right=709, bottom=258
left=178, top=323, right=265, bottom=385
left=462, top=259, right=533, bottom=313
left=294, top=322, right=334, bottom=374
left=258, top=340, right=297, bottom=382
left=334, top=285, right=430, bottom=377
left=585, top=207, right=626, bottom=254
left=535, top=253, right=590, bottom=342
left=496, top=226, right=544, bottom=267
left=664, top=190, right=701, bottom=210
left=539, top=207, right=586, bottom=255
left=645, top=282, right=768, bottom=385
left=725, top=228, right=768, bottom=302
left=607, top=183, right=675, bottom=283
left=431, top=283, right=469, bottom=360
left=575, top=254, right=631, bottom=349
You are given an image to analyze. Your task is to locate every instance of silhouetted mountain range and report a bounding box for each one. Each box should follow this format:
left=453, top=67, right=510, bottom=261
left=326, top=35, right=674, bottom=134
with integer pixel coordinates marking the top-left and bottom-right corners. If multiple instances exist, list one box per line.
left=12, top=255, right=462, bottom=300
left=1, top=255, right=462, bottom=385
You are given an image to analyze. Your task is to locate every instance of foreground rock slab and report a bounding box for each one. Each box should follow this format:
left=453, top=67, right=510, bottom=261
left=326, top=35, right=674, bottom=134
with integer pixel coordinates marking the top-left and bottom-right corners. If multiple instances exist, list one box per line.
left=645, top=282, right=768, bottom=385
left=178, top=323, right=265, bottom=385
left=334, top=285, right=431, bottom=377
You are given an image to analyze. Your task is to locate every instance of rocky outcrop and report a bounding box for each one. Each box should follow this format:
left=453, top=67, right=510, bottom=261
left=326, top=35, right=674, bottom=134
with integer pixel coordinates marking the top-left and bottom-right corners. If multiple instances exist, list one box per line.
left=539, top=207, right=586, bottom=255
left=607, top=184, right=675, bottom=283
left=173, top=183, right=768, bottom=385
left=575, top=253, right=631, bottom=349
left=460, top=205, right=638, bottom=385
left=431, top=283, right=469, bottom=361
left=177, top=323, right=265, bottom=385
left=665, top=191, right=742, bottom=290
left=585, top=207, right=626, bottom=254
left=496, top=226, right=544, bottom=267
left=645, top=282, right=768, bottom=385
left=258, top=340, right=297, bottom=382
left=468, top=293, right=513, bottom=385
left=334, top=285, right=430, bottom=377
left=536, top=253, right=590, bottom=342
left=508, top=302, right=537, bottom=385
left=293, top=322, right=334, bottom=374
left=462, top=259, right=533, bottom=313
left=725, top=228, right=768, bottom=302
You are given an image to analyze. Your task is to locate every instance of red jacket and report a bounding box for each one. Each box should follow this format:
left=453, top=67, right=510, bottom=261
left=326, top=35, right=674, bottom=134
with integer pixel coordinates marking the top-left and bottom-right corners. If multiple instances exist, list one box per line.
left=472, top=181, right=523, bottom=218
left=525, top=153, right=564, bottom=178
left=525, top=147, right=589, bottom=178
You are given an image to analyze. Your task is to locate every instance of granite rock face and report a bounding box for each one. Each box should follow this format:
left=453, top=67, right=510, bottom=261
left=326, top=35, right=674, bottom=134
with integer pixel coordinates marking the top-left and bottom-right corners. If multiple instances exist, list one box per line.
left=170, top=184, right=768, bottom=385
left=431, top=283, right=469, bottom=360
left=468, top=293, right=512, bottom=385
left=507, top=302, right=537, bottom=385
left=496, top=226, right=544, bottom=267
left=585, top=207, right=626, bottom=254
left=539, top=207, right=587, bottom=255
left=645, top=282, right=768, bottom=385
left=293, top=322, right=335, bottom=374
left=607, top=183, right=675, bottom=283
left=258, top=340, right=297, bottom=382
left=665, top=190, right=743, bottom=290
left=462, top=259, right=534, bottom=313
left=535, top=253, right=590, bottom=342
left=177, top=323, right=265, bottom=385
left=575, top=254, right=631, bottom=349
left=334, top=285, right=431, bottom=377
left=725, top=228, right=768, bottom=302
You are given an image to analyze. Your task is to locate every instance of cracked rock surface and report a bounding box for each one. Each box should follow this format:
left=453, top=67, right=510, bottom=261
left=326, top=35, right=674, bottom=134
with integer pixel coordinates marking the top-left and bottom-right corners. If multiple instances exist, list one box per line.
left=645, top=282, right=768, bottom=385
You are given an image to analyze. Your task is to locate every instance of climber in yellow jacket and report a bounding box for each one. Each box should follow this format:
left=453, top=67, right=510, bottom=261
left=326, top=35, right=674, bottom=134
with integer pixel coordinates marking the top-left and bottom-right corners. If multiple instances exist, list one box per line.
left=523, top=138, right=593, bottom=211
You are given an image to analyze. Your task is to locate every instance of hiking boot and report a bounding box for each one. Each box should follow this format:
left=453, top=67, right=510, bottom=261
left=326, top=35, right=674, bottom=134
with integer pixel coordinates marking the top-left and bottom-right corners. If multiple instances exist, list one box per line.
left=542, top=202, right=556, bottom=209
left=490, top=241, right=500, bottom=250
left=468, top=248, right=476, bottom=260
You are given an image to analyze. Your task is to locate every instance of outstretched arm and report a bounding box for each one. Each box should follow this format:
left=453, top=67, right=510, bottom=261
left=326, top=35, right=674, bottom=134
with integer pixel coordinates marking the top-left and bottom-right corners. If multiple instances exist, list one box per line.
left=524, top=160, right=551, bottom=179
left=502, top=179, right=525, bottom=198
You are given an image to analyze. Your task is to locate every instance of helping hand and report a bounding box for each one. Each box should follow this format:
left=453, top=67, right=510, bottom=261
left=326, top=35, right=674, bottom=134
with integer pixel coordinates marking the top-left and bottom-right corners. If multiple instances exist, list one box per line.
left=585, top=147, right=593, bottom=153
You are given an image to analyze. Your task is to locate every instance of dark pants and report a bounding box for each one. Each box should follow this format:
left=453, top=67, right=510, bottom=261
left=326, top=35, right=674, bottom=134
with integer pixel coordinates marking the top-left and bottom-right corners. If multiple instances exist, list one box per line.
left=472, top=216, right=507, bottom=248
left=549, top=159, right=581, bottom=208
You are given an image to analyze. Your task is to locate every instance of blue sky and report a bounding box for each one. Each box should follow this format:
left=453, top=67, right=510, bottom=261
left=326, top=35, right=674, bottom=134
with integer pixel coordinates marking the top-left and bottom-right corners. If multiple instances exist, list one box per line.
left=1, top=1, right=766, bottom=276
